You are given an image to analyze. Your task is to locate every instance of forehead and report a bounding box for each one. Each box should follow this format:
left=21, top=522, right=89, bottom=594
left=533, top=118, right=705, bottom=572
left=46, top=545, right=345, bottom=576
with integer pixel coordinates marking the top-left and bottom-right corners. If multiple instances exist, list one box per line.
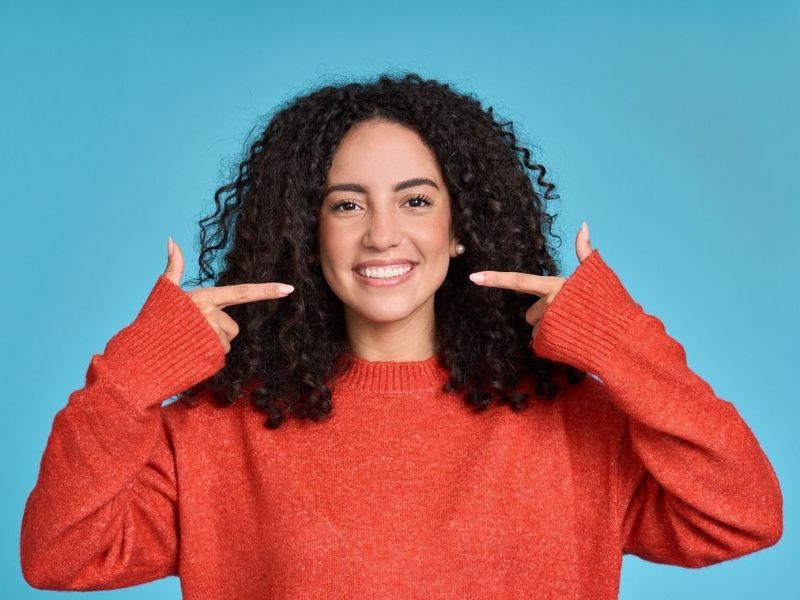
left=326, top=120, right=442, bottom=184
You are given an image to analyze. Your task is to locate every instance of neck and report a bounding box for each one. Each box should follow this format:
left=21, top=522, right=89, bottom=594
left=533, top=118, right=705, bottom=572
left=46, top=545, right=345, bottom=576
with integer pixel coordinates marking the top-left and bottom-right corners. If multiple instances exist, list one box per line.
left=344, top=301, right=436, bottom=362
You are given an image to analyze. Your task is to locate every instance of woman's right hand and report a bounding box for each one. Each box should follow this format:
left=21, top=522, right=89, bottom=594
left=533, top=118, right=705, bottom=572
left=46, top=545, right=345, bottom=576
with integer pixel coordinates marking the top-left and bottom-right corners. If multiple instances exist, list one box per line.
left=162, top=236, right=294, bottom=354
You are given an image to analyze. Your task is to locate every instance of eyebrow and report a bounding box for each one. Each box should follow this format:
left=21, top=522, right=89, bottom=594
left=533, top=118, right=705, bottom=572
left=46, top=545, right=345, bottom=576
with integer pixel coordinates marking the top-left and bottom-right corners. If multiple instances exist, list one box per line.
left=322, top=177, right=439, bottom=197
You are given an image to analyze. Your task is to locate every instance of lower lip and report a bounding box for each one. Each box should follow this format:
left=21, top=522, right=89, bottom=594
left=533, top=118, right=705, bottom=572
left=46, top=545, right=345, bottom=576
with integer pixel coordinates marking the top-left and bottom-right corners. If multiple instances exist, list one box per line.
left=353, top=265, right=416, bottom=287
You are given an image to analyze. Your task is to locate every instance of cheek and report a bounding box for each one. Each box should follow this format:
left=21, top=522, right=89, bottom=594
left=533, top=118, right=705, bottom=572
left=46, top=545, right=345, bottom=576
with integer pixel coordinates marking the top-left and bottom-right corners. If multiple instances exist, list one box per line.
left=317, top=222, right=345, bottom=267
left=318, top=222, right=353, bottom=291
left=420, top=221, right=452, bottom=253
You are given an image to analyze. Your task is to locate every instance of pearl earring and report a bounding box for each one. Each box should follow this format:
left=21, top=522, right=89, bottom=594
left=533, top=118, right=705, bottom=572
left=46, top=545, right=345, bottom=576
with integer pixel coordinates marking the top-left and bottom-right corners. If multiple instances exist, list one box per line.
left=455, top=243, right=465, bottom=255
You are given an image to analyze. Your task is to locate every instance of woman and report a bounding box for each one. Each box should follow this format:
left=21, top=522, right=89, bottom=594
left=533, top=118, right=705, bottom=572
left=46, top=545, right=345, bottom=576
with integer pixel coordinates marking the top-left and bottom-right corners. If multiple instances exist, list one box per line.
left=20, top=72, right=782, bottom=598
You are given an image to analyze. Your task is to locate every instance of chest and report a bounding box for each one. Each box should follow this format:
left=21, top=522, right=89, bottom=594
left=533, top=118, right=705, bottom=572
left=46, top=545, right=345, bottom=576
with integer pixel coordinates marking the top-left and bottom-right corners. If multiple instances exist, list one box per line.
left=173, top=399, right=613, bottom=597
left=201, top=407, right=576, bottom=576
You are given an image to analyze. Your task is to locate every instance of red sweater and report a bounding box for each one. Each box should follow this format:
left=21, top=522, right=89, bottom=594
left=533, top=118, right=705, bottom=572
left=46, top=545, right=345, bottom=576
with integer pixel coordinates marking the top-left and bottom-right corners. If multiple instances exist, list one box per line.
left=20, top=249, right=782, bottom=598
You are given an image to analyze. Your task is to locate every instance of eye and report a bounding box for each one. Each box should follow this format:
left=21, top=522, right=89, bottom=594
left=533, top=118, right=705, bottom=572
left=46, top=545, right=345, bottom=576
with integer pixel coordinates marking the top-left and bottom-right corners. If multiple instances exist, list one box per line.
left=405, top=193, right=433, bottom=208
left=330, top=194, right=433, bottom=212
left=330, top=200, right=361, bottom=212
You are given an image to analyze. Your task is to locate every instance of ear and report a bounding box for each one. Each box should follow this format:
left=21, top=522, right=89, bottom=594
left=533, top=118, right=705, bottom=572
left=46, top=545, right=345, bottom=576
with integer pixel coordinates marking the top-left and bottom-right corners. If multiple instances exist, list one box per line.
left=449, top=238, right=460, bottom=257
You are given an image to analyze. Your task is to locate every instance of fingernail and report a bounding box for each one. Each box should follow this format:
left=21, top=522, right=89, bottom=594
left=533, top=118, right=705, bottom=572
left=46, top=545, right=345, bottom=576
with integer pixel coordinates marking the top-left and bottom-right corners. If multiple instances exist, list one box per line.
left=581, top=221, right=589, bottom=238
left=278, top=284, right=294, bottom=294
left=168, top=235, right=174, bottom=256
left=469, top=272, right=485, bottom=283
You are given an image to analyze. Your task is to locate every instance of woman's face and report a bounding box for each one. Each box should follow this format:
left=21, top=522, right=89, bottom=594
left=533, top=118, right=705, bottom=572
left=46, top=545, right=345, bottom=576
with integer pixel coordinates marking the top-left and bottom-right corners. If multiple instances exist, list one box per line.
left=318, top=119, right=459, bottom=332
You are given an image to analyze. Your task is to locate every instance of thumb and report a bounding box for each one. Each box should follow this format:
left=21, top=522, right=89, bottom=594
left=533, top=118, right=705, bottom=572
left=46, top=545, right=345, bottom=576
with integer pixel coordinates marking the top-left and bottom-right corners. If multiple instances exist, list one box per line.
left=576, top=221, right=594, bottom=263
left=163, top=235, right=184, bottom=286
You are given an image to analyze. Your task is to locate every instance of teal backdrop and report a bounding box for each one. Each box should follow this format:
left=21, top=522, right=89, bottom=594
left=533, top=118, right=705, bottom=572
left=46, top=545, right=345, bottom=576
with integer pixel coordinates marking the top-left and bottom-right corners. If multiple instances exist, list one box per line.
left=2, top=0, right=797, bottom=598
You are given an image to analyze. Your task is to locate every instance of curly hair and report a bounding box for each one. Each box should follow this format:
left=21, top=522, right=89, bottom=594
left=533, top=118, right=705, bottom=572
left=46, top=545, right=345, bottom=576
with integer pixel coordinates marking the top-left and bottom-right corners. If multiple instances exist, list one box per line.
left=180, top=70, right=587, bottom=429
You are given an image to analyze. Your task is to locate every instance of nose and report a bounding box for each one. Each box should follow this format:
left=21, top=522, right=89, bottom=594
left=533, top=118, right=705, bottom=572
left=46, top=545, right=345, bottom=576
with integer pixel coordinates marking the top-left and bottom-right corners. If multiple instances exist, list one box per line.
left=362, top=204, right=403, bottom=250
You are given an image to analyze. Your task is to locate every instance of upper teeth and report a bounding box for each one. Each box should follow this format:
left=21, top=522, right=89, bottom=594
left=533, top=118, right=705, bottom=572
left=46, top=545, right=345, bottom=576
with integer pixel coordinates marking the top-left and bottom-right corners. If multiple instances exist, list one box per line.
left=358, top=264, right=414, bottom=278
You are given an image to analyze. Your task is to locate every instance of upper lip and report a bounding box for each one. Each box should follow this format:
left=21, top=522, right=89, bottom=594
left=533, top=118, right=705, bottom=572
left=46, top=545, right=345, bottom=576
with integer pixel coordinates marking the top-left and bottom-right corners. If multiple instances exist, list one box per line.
left=354, top=259, right=418, bottom=270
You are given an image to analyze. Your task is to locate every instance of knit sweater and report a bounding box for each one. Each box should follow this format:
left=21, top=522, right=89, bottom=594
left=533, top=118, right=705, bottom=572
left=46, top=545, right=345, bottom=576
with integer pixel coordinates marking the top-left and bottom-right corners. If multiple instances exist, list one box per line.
left=20, top=249, right=783, bottom=599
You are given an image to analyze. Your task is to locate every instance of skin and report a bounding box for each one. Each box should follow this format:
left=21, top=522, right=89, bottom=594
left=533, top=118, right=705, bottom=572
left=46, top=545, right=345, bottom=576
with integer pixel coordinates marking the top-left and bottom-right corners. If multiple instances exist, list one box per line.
left=163, top=237, right=294, bottom=355
left=160, top=115, right=594, bottom=360
left=317, top=119, right=463, bottom=362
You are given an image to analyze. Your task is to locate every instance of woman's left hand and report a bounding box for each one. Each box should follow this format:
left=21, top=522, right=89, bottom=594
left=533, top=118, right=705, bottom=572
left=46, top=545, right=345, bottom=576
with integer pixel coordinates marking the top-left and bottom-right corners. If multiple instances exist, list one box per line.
left=468, top=221, right=594, bottom=340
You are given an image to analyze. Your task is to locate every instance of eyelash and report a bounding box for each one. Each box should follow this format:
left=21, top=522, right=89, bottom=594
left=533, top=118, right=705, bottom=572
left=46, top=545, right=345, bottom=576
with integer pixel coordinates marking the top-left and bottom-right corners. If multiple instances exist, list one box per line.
left=331, top=193, right=433, bottom=212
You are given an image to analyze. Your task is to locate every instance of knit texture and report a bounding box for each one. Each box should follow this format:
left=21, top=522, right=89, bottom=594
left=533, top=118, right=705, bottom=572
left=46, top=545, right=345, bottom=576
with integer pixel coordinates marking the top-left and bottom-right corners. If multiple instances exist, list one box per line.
left=20, top=249, right=783, bottom=598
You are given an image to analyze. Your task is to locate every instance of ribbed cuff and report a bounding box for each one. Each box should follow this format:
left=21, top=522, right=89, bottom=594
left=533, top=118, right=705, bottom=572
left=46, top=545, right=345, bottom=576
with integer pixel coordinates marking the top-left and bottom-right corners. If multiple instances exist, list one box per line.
left=100, top=275, right=226, bottom=407
left=530, top=249, right=645, bottom=378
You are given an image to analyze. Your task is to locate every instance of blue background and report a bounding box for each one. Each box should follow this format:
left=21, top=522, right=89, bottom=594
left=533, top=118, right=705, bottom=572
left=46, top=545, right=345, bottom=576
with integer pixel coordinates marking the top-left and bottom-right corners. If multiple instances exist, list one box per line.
left=2, top=0, right=797, bottom=597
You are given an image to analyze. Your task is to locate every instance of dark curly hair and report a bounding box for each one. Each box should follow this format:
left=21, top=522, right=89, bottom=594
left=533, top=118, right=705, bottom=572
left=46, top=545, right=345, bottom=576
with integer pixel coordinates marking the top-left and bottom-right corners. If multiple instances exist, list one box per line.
left=180, top=70, right=587, bottom=429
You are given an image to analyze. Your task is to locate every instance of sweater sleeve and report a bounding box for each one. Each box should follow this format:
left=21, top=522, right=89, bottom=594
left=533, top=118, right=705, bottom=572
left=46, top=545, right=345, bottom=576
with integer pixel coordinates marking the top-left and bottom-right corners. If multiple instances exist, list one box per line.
left=20, top=275, right=226, bottom=590
left=531, top=249, right=783, bottom=567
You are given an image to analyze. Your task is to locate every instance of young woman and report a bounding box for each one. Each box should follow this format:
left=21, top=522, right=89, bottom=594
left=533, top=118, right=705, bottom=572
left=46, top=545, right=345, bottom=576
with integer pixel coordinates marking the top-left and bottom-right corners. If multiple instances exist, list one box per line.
left=21, top=72, right=782, bottom=598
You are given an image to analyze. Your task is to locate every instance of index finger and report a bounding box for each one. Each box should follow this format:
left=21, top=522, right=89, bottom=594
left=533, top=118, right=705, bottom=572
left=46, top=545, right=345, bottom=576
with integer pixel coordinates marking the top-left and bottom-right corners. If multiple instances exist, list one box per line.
left=470, top=271, right=553, bottom=295
left=203, top=282, right=294, bottom=308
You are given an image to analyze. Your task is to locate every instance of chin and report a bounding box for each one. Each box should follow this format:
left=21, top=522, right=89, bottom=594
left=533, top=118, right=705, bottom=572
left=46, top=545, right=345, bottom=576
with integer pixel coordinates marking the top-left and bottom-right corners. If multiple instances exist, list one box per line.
left=351, top=305, right=420, bottom=324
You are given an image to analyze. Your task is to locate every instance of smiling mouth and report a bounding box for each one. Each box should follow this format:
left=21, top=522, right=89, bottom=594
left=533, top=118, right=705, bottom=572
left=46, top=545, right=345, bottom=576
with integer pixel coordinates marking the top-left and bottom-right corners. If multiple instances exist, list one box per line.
left=355, top=264, right=415, bottom=279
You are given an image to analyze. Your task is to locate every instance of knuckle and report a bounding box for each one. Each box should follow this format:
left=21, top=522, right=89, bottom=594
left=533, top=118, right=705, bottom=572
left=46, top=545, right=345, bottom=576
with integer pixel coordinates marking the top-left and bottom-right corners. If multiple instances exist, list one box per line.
left=227, top=320, right=240, bottom=338
left=222, top=313, right=239, bottom=334
left=200, top=306, right=214, bottom=319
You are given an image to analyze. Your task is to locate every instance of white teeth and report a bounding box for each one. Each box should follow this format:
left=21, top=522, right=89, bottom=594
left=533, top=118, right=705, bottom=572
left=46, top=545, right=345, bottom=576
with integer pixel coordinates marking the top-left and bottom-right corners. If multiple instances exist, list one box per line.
left=358, top=265, right=414, bottom=278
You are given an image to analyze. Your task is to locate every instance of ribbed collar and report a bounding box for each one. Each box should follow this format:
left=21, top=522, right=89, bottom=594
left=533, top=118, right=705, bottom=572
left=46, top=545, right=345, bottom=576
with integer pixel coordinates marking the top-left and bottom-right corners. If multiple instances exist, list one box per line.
left=334, top=352, right=452, bottom=394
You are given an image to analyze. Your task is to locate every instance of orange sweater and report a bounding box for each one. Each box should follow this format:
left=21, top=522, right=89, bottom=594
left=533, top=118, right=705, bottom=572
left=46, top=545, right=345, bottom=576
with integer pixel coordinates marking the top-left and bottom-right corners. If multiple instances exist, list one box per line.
left=20, top=249, right=783, bottom=598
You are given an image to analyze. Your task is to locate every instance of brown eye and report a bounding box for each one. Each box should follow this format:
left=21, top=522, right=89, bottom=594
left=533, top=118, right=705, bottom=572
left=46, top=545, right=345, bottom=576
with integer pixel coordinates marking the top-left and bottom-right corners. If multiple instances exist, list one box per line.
left=405, top=194, right=433, bottom=207
left=331, top=200, right=360, bottom=212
